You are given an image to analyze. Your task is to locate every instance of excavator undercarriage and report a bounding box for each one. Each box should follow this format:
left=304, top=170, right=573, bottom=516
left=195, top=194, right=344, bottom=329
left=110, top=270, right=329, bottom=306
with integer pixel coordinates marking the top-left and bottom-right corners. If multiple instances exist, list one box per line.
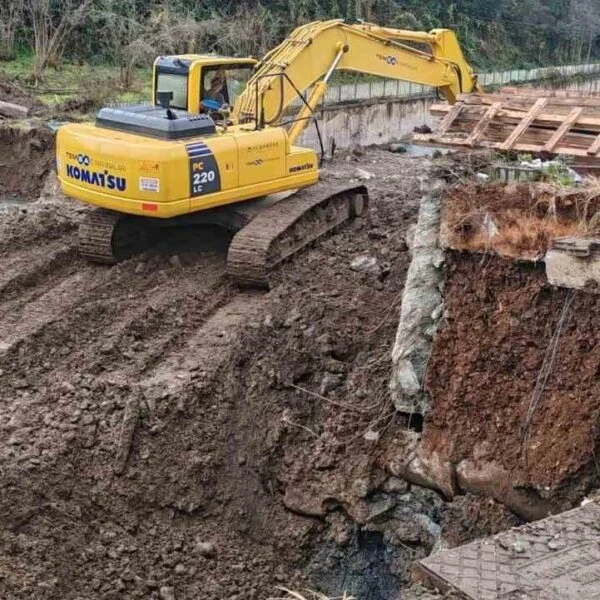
left=78, top=182, right=369, bottom=287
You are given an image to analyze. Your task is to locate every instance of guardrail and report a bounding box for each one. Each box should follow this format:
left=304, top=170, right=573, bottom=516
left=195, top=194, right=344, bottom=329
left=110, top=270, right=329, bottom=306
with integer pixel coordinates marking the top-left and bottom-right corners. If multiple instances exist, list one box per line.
left=106, top=61, right=600, bottom=113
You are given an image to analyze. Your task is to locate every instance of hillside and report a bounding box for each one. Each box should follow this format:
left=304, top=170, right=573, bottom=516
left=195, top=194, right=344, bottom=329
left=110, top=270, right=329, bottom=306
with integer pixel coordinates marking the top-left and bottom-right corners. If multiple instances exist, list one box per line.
left=0, top=0, right=599, bottom=90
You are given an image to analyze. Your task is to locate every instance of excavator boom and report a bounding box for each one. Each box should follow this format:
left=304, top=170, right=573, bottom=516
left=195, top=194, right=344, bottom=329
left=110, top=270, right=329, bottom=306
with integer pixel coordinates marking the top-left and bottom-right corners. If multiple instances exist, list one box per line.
left=233, top=19, right=480, bottom=135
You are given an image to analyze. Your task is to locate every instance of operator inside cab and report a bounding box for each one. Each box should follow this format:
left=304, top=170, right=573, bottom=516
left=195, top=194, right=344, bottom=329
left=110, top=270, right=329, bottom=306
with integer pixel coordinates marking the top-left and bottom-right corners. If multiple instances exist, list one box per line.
left=199, top=64, right=254, bottom=114
left=205, top=74, right=226, bottom=104
left=202, top=71, right=227, bottom=111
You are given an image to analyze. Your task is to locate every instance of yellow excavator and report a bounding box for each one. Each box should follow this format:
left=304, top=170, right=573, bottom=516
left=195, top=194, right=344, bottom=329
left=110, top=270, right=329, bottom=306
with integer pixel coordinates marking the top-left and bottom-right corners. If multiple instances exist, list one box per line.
left=56, top=19, right=479, bottom=286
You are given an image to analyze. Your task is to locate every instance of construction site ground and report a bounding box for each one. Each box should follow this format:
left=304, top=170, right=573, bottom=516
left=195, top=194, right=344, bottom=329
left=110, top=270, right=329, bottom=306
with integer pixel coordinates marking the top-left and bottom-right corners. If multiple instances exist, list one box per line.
left=1, top=102, right=599, bottom=598
left=1, top=125, right=487, bottom=599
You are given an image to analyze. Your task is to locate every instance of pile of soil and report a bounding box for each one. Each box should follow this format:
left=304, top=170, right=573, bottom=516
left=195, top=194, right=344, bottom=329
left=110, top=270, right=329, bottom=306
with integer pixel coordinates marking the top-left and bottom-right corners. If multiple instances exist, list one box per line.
left=440, top=182, right=600, bottom=259
left=423, top=252, right=600, bottom=500
left=0, top=149, right=521, bottom=599
left=54, top=96, right=98, bottom=116
left=0, top=79, right=48, bottom=115
left=0, top=124, right=55, bottom=200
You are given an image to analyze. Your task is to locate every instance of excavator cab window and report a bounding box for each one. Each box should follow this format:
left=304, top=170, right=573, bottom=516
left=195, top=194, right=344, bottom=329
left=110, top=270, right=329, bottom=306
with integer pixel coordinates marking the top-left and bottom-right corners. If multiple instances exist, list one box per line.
left=201, top=65, right=253, bottom=110
left=156, top=72, right=188, bottom=110
left=154, top=57, right=191, bottom=110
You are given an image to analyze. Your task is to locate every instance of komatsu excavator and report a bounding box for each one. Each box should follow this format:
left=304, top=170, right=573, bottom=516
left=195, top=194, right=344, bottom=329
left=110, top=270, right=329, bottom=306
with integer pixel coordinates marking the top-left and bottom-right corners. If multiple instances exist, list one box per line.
left=56, top=19, right=479, bottom=286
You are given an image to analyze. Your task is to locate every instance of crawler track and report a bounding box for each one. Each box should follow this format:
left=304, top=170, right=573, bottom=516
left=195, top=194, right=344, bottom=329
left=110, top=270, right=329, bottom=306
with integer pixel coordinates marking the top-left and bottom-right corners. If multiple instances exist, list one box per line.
left=227, top=181, right=369, bottom=287
left=78, top=209, right=151, bottom=264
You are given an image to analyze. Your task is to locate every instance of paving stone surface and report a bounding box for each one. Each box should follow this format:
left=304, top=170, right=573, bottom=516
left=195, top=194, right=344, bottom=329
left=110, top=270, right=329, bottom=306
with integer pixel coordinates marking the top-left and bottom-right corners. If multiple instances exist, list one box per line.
left=415, top=501, right=600, bottom=600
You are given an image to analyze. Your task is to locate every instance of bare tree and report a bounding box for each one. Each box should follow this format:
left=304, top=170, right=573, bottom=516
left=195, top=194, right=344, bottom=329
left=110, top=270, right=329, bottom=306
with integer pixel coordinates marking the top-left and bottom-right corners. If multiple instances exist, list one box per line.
left=119, top=38, right=154, bottom=89
left=151, top=9, right=224, bottom=56
left=218, top=4, right=281, bottom=58
left=93, top=6, right=149, bottom=89
left=356, top=0, right=376, bottom=21
left=93, top=1, right=234, bottom=89
left=566, top=0, right=600, bottom=62
left=0, top=0, right=24, bottom=60
left=26, top=0, right=92, bottom=83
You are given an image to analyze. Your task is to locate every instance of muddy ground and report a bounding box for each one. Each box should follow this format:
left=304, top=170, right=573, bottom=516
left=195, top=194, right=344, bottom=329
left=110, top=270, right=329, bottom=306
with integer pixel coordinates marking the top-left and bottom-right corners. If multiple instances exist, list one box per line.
left=1, top=72, right=599, bottom=599
left=2, top=109, right=599, bottom=598
left=0, top=131, right=523, bottom=600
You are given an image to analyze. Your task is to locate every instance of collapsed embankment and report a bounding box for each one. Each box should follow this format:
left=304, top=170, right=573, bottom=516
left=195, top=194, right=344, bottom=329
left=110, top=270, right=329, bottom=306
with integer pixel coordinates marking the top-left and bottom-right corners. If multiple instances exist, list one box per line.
left=391, top=181, right=600, bottom=522
left=425, top=252, right=600, bottom=502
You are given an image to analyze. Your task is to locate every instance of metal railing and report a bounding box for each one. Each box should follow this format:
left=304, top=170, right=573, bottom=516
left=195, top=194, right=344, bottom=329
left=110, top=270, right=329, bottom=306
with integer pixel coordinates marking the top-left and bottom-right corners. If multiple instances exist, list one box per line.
left=296, top=61, right=600, bottom=109
left=106, top=61, right=600, bottom=114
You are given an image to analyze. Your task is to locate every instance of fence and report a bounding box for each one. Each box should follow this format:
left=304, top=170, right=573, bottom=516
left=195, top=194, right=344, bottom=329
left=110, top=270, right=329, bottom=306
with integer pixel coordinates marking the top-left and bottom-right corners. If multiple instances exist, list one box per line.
left=313, top=61, right=600, bottom=108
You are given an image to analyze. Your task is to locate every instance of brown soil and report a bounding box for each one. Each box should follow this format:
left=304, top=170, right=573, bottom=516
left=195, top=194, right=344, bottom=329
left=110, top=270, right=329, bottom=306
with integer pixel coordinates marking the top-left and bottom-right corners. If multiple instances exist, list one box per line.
left=54, top=96, right=98, bottom=115
left=441, top=182, right=600, bottom=259
left=423, top=252, right=600, bottom=497
left=0, top=124, right=55, bottom=199
left=2, top=149, right=512, bottom=600
left=0, top=79, right=47, bottom=115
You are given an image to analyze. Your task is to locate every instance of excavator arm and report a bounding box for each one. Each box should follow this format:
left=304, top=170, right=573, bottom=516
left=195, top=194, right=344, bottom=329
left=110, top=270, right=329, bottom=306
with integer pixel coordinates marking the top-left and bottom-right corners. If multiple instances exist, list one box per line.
left=232, top=19, right=480, bottom=143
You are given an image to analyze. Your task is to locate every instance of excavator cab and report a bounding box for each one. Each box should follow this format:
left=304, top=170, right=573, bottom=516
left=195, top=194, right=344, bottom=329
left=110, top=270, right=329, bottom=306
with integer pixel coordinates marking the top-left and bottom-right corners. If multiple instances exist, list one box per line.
left=152, top=56, right=258, bottom=115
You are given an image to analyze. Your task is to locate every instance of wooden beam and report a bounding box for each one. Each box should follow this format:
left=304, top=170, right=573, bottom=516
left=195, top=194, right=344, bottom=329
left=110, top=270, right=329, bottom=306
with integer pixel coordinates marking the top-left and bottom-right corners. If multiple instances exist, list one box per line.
left=499, top=86, right=600, bottom=98
left=429, top=103, right=600, bottom=128
left=500, top=98, right=548, bottom=151
left=492, top=140, right=595, bottom=157
left=0, top=100, right=28, bottom=119
left=465, top=102, right=502, bottom=146
left=435, top=103, right=463, bottom=136
left=587, top=133, right=600, bottom=156
left=411, top=134, right=600, bottom=158
left=543, top=107, right=583, bottom=152
left=457, top=93, right=600, bottom=112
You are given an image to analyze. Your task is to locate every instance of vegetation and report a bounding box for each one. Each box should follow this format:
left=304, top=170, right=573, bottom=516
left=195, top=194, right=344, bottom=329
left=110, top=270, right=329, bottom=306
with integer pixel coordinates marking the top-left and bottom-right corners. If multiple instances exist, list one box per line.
left=0, top=0, right=599, bottom=93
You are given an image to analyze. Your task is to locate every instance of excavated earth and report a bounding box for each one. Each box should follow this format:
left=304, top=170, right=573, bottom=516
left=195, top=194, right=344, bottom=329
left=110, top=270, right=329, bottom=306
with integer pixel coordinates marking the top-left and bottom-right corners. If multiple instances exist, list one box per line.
left=424, top=253, right=600, bottom=493
left=0, top=127, right=523, bottom=600
left=2, top=109, right=599, bottom=598
left=421, top=182, right=600, bottom=514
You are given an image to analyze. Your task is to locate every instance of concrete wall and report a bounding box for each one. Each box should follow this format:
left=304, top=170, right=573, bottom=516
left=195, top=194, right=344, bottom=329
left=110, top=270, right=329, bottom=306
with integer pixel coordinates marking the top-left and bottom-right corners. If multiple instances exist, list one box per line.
left=298, top=95, right=436, bottom=151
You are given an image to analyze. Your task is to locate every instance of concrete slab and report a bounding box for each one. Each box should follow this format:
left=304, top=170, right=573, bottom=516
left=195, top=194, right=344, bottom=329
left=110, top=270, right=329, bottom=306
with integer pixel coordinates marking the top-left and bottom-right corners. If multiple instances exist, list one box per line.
left=414, top=501, right=600, bottom=600
left=546, top=237, right=600, bottom=290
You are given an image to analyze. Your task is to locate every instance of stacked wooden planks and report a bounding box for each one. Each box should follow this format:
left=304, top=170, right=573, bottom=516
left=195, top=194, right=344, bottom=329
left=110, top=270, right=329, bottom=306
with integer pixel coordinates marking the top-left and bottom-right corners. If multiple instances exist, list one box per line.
left=414, top=86, right=600, bottom=159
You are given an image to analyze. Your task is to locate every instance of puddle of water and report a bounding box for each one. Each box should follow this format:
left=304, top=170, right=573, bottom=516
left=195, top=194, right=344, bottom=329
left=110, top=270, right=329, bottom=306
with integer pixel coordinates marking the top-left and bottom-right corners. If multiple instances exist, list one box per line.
left=399, top=143, right=451, bottom=157
left=0, top=196, right=35, bottom=209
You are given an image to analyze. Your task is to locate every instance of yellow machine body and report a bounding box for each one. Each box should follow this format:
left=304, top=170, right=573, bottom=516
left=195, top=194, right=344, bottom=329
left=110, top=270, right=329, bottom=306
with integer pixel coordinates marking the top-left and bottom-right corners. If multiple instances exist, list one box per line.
left=57, top=124, right=318, bottom=219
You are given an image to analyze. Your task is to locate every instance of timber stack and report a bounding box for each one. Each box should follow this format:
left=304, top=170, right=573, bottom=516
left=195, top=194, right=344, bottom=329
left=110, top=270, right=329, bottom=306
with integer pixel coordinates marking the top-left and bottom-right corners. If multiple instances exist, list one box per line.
left=415, top=86, right=600, bottom=165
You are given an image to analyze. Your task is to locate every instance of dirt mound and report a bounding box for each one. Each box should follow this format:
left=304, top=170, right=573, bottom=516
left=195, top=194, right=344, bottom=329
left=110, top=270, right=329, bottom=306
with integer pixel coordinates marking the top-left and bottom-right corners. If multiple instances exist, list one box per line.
left=0, top=79, right=47, bottom=115
left=0, top=124, right=55, bottom=200
left=423, top=252, right=600, bottom=500
left=54, top=96, right=97, bottom=115
left=441, top=182, right=600, bottom=259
